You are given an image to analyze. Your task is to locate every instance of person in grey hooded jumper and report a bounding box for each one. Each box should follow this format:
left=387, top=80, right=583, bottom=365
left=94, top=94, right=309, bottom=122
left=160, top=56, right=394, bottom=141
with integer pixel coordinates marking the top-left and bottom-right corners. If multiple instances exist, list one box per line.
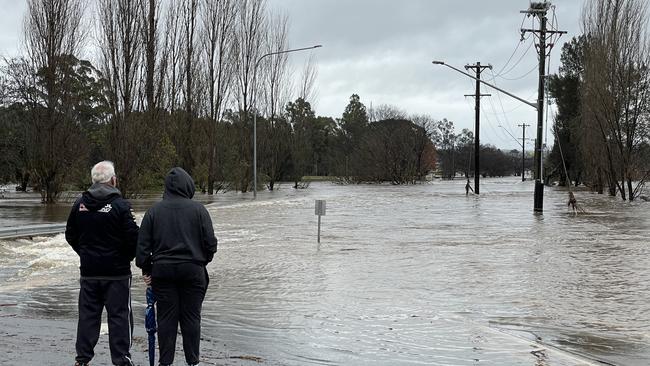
left=136, top=167, right=217, bottom=366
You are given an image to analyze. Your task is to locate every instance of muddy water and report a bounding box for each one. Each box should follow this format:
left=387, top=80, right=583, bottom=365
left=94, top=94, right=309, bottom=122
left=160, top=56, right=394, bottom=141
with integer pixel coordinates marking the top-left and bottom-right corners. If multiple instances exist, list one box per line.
left=0, top=179, right=648, bottom=365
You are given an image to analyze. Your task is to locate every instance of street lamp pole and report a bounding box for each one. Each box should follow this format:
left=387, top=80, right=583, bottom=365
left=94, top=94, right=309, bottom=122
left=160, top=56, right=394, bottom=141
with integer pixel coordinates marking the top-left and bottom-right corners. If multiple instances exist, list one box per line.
left=252, top=44, right=322, bottom=199
left=432, top=61, right=538, bottom=109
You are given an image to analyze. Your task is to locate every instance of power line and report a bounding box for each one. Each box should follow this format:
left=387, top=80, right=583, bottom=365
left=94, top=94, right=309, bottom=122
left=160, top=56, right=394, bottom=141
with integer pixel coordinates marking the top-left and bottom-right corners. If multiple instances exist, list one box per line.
left=497, top=64, right=538, bottom=81
left=485, top=70, right=519, bottom=139
left=494, top=40, right=535, bottom=78
left=492, top=14, right=531, bottom=77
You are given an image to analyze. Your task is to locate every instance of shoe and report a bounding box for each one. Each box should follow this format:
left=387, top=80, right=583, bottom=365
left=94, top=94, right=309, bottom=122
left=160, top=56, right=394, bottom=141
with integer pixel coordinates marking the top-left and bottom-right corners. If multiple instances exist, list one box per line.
left=74, top=362, right=89, bottom=366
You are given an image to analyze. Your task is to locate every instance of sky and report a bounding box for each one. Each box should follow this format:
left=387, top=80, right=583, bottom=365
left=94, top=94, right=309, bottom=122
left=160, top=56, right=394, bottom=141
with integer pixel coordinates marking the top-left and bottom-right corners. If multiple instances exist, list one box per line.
left=269, top=0, right=585, bottom=151
left=0, top=0, right=585, bottom=151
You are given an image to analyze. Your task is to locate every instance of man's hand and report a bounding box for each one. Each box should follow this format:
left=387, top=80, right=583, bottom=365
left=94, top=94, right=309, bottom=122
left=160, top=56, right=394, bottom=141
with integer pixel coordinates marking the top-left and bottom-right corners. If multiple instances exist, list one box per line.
left=143, top=274, right=152, bottom=286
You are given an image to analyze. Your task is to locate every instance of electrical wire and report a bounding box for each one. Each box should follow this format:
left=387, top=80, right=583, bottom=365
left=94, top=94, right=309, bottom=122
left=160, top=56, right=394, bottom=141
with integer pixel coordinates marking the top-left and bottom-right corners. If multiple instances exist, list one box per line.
left=492, top=15, right=532, bottom=78
left=497, top=64, right=538, bottom=81
left=486, top=69, right=522, bottom=141
left=480, top=89, right=518, bottom=147
left=462, top=79, right=511, bottom=147
left=495, top=40, right=535, bottom=78
left=481, top=102, right=519, bottom=147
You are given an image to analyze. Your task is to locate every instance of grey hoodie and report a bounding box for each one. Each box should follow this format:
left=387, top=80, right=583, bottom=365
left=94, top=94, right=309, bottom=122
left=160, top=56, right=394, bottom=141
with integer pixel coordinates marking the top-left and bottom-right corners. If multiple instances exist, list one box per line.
left=136, top=167, right=217, bottom=274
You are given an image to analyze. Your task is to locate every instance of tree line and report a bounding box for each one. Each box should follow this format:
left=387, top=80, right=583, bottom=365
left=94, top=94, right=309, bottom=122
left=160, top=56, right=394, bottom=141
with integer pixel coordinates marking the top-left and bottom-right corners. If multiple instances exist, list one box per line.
left=547, top=0, right=650, bottom=201
left=0, top=0, right=528, bottom=203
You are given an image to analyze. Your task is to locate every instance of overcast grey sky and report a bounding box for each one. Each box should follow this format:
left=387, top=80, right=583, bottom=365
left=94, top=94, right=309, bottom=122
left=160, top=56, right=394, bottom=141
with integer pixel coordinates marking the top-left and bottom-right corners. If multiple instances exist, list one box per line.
left=0, top=0, right=585, bottom=150
left=270, top=0, right=585, bottom=151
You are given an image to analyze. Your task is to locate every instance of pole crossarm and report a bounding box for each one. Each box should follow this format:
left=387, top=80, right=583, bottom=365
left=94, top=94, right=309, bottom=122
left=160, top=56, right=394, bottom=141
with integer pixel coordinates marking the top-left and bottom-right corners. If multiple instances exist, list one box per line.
left=521, top=28, right=567, bottom=35
left=432, top=61, right=539, bottom=110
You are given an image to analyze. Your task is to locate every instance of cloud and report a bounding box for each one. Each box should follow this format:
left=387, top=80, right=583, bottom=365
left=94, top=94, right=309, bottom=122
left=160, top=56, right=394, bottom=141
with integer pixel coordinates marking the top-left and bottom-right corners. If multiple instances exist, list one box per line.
left=272, top=0, right=584, bottom=149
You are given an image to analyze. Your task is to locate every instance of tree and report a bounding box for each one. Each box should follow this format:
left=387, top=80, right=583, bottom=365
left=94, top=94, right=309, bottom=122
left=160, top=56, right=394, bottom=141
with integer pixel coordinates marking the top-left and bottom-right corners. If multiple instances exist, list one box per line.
left=337, top=94, right=368, bottom=178
left=21, top=0, right=87, bottom=202
left=286, top=97, right=315, bottom=187
left=456, top=128, right=473, bottom=178
left=582, top=0, right=650, bottom=200
left=352, top=119, right=436, bottom=184
left=5, top=55, right=110, bottom=200
left=98, top=0, right=144, bottom=197
left=201, top=0, right=236, bottom=194
left=180, top=0, right=199, bottom=173
left=548, top=36, right=585, bottom=188
left=297, top=53, right=318, bottom=105
left=232, top=0, right=266, bottom=192
left=436, top=118, right=457, bottom=179
left=411, top=114, right=439, bottom=179
left=259, top=10, right=292, bottom=190
left=368, top=103, right=407, bottom=122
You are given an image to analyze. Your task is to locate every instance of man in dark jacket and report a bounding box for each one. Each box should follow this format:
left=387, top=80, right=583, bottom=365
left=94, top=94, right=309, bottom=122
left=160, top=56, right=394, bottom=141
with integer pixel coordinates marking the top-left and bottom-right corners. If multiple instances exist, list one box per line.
left=65, top=160, right=139, bottom=366
left=136, top=167, right=217, bottom=366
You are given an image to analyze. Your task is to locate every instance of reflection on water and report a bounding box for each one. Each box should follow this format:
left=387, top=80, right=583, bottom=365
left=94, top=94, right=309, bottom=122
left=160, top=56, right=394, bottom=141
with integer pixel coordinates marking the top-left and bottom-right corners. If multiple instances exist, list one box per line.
left=1, top=178, right=649, bottom=365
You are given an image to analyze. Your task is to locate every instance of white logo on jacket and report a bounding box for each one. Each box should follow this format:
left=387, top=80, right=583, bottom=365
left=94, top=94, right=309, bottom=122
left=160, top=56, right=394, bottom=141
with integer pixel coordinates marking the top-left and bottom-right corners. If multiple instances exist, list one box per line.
left=98, top=204, right=112, bottom=213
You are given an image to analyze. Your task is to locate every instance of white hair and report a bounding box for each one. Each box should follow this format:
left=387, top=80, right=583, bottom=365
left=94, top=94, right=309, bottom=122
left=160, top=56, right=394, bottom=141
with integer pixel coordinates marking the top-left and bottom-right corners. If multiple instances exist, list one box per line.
left=91, top=161, right=116, bottom=184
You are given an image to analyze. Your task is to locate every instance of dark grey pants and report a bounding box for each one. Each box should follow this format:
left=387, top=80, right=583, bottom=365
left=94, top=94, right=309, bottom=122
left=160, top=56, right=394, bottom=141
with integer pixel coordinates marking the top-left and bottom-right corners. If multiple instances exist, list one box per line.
left=76, top=277, right=133, bottom=365
left=152, top=263, right=208, bottom=365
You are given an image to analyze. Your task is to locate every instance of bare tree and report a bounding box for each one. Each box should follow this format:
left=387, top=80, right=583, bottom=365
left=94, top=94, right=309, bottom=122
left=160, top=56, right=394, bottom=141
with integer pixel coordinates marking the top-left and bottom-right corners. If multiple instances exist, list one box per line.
left=23, top=0, right=86, bottom=202
left=231, top=0, right=266, bottom=192
left=259, top=11, right=292, bottom=190
left=234, top=0, right=266, bottom=115
left=97, top=0, right=144, bottom=197
left=143, top=0, right=165, bottom=112
left=368, top=104, right=407, bottom=122
left=176, top=0, right=199, bottom=173
left=261, top=11, right=290, bottom=122
left=297, top=53, right=318, bottom=105
left=161, top=1, right=183, bottom=112
left=411, top=114, right=439, bottom=179
left=582, top=0, right=650, bottom=200
left=201, top=0, right=237, bottom=194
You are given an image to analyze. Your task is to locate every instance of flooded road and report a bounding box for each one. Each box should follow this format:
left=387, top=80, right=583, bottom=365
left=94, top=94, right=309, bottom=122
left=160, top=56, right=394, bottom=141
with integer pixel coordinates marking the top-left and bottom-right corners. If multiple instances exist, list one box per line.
left=1, top=178, right=649, bottom=365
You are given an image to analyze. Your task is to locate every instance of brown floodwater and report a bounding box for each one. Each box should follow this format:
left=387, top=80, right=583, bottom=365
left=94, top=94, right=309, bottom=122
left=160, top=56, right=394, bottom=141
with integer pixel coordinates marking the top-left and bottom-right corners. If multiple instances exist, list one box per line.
left=0, top=178, right=648, bottom=365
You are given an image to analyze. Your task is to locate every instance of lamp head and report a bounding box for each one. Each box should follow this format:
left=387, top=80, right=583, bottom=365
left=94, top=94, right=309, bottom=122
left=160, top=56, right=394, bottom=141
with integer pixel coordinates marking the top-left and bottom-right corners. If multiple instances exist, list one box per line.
left=432, top=60, right=445, bottom=65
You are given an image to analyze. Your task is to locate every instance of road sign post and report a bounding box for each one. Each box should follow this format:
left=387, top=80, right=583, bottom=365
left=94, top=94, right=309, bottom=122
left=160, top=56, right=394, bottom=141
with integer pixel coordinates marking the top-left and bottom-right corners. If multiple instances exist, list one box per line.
left=315, top=200, right=326, bottom=243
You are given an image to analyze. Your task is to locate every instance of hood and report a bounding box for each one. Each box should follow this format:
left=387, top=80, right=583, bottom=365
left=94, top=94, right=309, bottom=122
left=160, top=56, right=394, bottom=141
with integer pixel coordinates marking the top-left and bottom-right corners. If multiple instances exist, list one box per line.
left=82, top=183, right=122, bottom=210
left=163, top=167, right=195, bottom=199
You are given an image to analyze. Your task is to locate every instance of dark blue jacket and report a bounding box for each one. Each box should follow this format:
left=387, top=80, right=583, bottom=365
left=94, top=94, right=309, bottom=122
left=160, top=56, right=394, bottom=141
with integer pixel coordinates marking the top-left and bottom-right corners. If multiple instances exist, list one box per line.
left=65, top=183, right=139, bottom=277
left=136, top=167, right=218, bottom=275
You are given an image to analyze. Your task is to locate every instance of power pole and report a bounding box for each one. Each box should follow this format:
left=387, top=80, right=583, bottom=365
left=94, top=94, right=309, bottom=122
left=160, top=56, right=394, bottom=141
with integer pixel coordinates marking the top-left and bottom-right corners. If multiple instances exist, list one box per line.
left=521, top=2, right=566, bottom=213
left=518, top=123, right=530, bottom=181
left=464, top=62, right=491, bottom=194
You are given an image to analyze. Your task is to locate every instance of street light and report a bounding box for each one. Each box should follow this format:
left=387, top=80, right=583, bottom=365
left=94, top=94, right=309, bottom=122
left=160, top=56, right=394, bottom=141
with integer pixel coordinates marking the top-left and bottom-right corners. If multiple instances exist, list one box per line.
left=252, top=44, right=322, bottom=199
left=432, top=60, right=538, bottom=109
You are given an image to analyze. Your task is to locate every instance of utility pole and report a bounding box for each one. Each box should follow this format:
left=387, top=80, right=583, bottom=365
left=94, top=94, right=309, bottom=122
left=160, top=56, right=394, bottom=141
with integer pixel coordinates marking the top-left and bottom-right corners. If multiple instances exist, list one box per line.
left=518, top=123, right=530, bottom=181
left=464, top=62, right=491, bottom=194
left=521, top=2, right=566, bottom=213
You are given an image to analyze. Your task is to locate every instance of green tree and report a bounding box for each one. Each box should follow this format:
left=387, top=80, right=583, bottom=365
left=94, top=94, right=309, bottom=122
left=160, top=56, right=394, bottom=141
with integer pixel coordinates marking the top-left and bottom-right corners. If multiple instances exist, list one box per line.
left=4, top=55, right=109, bottom=202
left=338, top=94, right=369, bottom=177
left=286, top=97, right=316, bottom=187
left=548, top=36, right=585, bottom=188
